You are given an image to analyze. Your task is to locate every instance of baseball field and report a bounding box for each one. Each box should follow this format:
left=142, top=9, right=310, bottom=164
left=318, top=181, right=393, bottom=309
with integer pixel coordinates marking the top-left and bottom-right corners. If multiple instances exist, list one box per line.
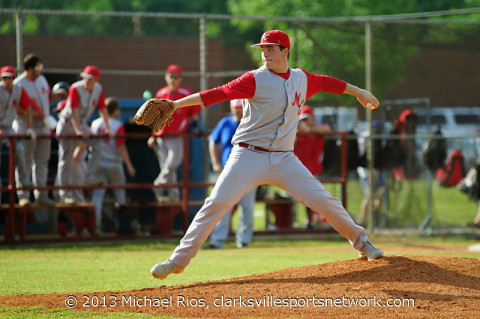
left=1, top=236, right=479, bottom=318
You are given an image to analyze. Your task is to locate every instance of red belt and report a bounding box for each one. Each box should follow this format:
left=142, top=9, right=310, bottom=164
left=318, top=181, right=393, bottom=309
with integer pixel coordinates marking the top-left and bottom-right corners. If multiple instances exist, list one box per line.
left=238, top=143, right=270, bottom=152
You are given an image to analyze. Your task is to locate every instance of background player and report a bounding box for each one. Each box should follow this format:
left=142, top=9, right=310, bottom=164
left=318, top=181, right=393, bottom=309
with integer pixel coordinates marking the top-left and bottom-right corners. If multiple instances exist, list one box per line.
left=56, top=65, right=111, bottom=204
left=14, top=54, right=54, bottom=206
left=0, top=65, right=35, bottom=204
left=149, top=30, right=383, bottom=280
left=91, top=97, right=136, bottom=234
left=295, top=105, right=332, bottom=229
left=205, top=99, right=257, bottom=249
left=147, top=64, right=201, bottom=203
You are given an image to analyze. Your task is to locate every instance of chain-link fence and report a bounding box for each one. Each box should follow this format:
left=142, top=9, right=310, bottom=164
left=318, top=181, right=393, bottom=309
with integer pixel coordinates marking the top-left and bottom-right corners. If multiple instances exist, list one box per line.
left=1, top=8, right=480, bottom=235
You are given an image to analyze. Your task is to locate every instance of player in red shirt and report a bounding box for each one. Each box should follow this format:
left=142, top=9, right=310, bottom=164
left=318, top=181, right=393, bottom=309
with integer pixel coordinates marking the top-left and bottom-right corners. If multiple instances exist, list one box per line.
left=294, top=106, right=332, bottom=228
left=147, top=65, right=201, bottom=202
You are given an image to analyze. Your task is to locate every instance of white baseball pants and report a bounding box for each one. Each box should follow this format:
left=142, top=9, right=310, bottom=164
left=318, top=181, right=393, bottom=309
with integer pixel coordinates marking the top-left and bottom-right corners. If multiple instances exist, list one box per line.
left=170, top=146, right=365, bottom=267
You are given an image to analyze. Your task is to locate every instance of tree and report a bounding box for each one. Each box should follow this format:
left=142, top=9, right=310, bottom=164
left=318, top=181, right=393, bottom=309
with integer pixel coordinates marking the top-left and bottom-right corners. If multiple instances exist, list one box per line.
left=226, top=0, right=480, bottom=104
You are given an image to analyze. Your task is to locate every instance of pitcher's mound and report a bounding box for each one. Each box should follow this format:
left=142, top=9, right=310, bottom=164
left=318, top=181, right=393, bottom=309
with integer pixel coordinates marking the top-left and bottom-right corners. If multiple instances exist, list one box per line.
left=1, top=255, right=479, bottom=318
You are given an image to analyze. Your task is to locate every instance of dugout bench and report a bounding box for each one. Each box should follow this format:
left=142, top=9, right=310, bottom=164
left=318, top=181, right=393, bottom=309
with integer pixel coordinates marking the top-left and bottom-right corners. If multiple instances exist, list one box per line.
left=1, top=203, right=96, bottom=242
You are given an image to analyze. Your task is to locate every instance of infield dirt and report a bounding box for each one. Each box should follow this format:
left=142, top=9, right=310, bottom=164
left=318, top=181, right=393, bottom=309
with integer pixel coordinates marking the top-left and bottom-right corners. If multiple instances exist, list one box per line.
left=1, top=255, right=479, bottom=318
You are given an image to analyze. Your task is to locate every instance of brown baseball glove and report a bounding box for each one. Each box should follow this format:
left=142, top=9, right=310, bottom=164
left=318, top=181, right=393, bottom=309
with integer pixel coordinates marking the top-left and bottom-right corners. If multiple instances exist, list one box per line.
left=134, top=99, right=176, bottom=132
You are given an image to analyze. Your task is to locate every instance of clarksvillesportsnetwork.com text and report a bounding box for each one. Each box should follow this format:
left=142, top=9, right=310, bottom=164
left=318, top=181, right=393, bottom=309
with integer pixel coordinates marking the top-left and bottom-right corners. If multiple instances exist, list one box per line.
left=73, top=294, right=415, bottom=309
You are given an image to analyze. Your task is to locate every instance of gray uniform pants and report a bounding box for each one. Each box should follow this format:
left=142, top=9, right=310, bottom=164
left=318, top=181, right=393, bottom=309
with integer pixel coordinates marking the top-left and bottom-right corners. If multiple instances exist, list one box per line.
left=170, top=146, right=365, bottom=267
left=56, top=119, right=103, bottom=199
left=153, top=136, right=183, bottom=197
left=209, top=186, right=257, bottom=248
left=0, top=128, right=28, bottom=199
left=91, top=162, right=126, bottom=228
left=13, top=119, right=51, bottom=200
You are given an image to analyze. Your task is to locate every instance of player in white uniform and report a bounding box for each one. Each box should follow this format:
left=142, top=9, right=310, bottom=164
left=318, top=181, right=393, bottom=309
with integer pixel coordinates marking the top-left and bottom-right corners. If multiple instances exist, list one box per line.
left=90, top=97, right=136, bottom=233
left=150, top=30, right=383, bottom=280
left=14, top=54, right=54, bottom=206
left=0, top=66, right=36, bottom=204
left=56, top=65, right=111, bottom=204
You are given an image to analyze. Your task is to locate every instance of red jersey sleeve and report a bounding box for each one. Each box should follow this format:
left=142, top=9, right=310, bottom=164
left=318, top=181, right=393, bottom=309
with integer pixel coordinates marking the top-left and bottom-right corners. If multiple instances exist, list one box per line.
left=116, top=125, right=125, bottom=145
left=97, top=90, right=106, bottom=109
left=199, top=72, right=256, bottom=107
left=69, top=86, right=80, bottom=109
left=300, top=69, right=347, bottom=100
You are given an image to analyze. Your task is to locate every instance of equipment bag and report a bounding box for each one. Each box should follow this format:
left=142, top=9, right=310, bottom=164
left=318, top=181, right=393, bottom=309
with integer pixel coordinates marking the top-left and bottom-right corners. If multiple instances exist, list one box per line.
left=435, top=149, right=465, bottom=187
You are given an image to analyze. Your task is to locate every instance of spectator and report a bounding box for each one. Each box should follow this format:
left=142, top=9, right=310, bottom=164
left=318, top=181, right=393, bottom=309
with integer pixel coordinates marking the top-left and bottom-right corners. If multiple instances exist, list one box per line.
left=50, top=81, right=70, bottom=106
left=458, top=156, right=480, bottom=228
left=14, top=54, right=55, bottom=206
left=205, top=99, right=256, bottom=249
left=0, top=65, right=35, bottom=204
left=357, top=120, right=387, bottom=225
left=90, top=97, right=136, bottom=234
left=56, top=65, right=111, bottom=204
left=294, top=105, right=332, bottom=228
left=147, top=64, right=201, bottom=203
left=52, top=81, right=86, bottom=204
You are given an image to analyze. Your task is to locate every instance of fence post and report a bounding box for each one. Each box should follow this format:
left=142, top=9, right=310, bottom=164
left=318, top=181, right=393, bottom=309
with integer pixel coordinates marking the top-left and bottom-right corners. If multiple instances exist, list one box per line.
left=15, top=10, right=23, bottom=72
left=365, top=21, right=375, bottom=232
left=5, top=137, right=17, bottom=242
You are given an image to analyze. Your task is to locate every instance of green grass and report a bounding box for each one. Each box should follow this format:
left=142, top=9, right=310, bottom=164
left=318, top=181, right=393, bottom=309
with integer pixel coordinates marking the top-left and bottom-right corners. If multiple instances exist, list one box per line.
left=322, top=179, right=479, bottom=227
left=1, top=237, right=479, bottom=295
left=1, top=237, right=479, bottom=318
left=0, top=306, right=155, bottom=318
left=2, top=178, right=479, bottom=318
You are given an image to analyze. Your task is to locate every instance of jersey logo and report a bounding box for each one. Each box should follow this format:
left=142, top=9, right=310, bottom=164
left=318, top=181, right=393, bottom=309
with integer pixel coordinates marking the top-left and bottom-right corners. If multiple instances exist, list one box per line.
left=92, top=99, right=97, bottom=107
left=11, top=99, right=17, bottom=107
left=97, top=127, right=109, bottom=143
left=292, top=91, right=305, bottom=114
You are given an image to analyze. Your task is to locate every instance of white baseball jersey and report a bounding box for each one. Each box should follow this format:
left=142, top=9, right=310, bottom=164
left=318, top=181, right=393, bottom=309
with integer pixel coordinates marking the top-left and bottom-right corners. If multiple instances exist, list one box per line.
left=0, top=83, right=23, bottom=128
left=90, top=117, right=125, bottom=164
left=14, top=74, right=50, bottom=120
left=231, top=66, right=307, bottom=151
left=61, top=80, right=105, bottom=125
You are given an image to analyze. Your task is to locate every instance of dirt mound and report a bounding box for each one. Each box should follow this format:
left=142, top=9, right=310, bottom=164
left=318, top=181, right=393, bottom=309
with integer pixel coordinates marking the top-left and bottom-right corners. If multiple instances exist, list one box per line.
left=1, top=255, right=479, bottom=318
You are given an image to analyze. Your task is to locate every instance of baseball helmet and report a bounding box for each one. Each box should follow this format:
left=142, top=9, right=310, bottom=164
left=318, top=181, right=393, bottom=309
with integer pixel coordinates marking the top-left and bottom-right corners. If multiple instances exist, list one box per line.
left=52, top=81, right=70, bottom=95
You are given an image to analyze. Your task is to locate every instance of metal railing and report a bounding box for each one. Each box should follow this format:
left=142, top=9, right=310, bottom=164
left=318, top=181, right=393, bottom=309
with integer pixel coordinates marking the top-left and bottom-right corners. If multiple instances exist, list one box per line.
left=1, top=131, right=349, bottom=243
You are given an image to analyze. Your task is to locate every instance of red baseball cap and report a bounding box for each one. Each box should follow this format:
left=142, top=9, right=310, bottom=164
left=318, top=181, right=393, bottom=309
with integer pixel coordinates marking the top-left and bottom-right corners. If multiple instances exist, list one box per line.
left=80, top=65, right=100, bottom=79
left=230, top=99, right=243, bottom=108
left=166, top=64, right=183, bottom=75
left=251, top=30, right=291, bottom=50
left=1, top=65, right=16, bottom=78
left=299, top=106, right=314, bottom=120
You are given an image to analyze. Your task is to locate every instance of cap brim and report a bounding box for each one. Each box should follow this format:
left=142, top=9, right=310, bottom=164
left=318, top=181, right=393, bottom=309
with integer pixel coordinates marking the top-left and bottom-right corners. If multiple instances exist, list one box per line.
left=1, top=72, right=15, bottom=77
left=251, top=42, right=280, bottom=48
left=80, top=72, right=98, bottom=79
left=299, top=114, right=313, bottom=120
